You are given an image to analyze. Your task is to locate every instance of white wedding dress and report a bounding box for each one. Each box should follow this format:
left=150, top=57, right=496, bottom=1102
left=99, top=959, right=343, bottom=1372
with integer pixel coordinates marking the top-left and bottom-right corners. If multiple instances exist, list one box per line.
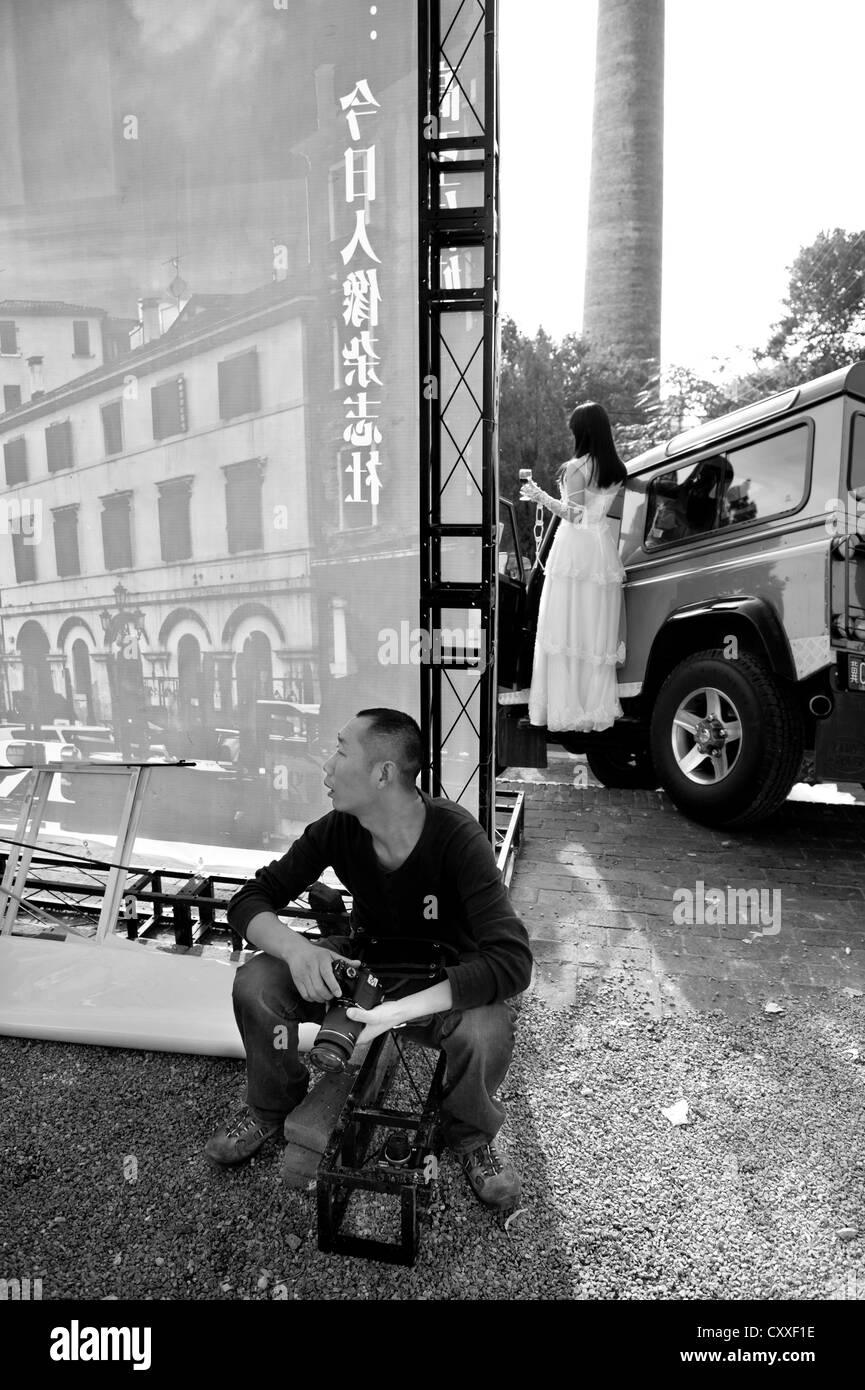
left=529, top=460, right=626, bottom=732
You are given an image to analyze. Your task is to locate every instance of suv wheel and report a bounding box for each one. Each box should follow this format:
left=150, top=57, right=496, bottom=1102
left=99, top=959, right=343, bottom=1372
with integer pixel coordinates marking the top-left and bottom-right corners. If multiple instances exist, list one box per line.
left=586, top=747, right=658, bottom=790
left=649, top=649, right=803, bottom=828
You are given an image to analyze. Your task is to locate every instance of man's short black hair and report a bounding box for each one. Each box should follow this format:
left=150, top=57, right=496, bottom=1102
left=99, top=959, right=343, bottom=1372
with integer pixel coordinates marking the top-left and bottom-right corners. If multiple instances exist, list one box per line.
left=355, top=708, right=423, bottom=787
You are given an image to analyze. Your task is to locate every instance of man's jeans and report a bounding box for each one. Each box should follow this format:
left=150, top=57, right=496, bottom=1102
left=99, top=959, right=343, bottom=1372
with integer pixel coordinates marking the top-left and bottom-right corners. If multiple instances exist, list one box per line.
left=231, top=941, right=517, bottom=1152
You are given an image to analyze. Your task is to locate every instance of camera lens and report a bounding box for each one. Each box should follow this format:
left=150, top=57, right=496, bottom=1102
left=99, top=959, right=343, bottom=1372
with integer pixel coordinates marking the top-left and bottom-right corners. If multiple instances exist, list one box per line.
left=309, top=1040, right=347, bottom=1072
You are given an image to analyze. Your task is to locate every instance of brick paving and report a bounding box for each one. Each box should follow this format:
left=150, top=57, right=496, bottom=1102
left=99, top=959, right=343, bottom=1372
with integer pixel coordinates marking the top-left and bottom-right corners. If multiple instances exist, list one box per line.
left=503, top=755, right=865, bottom=1020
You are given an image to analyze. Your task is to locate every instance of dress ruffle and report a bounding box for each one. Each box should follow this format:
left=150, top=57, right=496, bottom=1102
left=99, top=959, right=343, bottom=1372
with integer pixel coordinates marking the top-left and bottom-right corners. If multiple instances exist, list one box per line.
left=544, top=561, right=625, bottom=584
left=529, top=697, right=622, bottom=732
left=535, top=639, right=621, bottom=665
left=534, top=711, right=620, bottom=733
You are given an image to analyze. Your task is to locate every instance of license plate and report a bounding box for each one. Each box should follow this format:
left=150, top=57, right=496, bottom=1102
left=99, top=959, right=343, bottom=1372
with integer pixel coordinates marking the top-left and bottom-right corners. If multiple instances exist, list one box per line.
left=849, top=654, right=865, bottom=690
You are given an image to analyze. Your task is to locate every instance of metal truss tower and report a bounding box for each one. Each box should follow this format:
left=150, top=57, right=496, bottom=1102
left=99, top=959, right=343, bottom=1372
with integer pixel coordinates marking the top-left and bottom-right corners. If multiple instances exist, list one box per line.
left=418, top=0, right=499, bottom=837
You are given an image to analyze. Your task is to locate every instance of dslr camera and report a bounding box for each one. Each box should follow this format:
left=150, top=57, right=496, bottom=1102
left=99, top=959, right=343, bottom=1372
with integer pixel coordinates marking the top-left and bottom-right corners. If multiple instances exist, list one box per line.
left=309, top=958, right=385, bottom=1073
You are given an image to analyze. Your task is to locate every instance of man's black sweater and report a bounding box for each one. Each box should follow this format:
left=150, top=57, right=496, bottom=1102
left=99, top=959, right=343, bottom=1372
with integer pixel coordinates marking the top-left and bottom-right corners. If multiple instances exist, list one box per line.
left=227, top=791, right=533, bottom=1011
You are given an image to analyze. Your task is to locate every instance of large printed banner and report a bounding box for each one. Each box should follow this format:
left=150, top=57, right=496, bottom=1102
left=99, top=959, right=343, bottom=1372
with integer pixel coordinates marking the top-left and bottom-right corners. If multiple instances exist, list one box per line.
left=0, top=0, right=420, bottom=865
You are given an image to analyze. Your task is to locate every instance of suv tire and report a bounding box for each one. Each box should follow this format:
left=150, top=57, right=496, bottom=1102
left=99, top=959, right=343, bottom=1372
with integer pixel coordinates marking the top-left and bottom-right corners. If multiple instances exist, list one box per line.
left=586, top=747, right=658, bottom=790
left=649, top=649, right=803, bottom=828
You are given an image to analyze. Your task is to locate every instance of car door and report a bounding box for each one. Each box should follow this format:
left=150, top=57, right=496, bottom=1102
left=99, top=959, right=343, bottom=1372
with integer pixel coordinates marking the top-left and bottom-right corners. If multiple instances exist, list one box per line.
left=497, top=498, right=532, bottom=689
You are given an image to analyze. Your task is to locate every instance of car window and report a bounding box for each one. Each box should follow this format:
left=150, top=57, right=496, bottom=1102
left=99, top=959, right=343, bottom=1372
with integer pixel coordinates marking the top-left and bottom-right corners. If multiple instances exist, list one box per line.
left=849, top=412, right=865, bottom=493
left=646, top=424, right=809, bottom=549
left=646, top=458, right=729, bottom=546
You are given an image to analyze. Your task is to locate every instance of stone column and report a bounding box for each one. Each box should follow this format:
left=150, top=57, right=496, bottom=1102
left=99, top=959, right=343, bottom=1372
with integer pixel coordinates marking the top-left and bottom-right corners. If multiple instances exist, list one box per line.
left=583, top=0, right=665, bottom=376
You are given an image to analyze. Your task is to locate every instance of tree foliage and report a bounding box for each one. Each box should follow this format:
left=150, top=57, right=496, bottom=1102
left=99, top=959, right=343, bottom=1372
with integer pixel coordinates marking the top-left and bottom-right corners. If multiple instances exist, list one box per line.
left=499, top=226, right=865, bottom=527
left=498, top=319, right=649, bottom=502
left=762, top=228, right=865, bottom=376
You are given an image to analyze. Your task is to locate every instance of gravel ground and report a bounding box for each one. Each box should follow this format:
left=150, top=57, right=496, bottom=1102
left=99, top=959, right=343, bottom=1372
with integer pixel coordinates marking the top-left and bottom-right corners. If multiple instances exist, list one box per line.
left=2, top=980, right=864, bottom=1301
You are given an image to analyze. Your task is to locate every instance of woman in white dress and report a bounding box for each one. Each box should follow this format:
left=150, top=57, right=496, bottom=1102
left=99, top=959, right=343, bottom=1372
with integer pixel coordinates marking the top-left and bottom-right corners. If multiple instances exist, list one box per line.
left=519, top=402, right=627, bottom=732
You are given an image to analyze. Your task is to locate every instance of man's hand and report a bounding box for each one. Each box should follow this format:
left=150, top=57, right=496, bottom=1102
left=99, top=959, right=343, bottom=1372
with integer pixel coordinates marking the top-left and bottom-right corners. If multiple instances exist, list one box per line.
left=345, top=1002, right=401, bottom=1047
left=285, top=938, right=361, bottom=1004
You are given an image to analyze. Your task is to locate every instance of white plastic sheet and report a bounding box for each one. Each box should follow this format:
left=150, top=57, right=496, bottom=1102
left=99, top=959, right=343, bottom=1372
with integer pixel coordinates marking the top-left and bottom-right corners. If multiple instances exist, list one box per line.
left=0, top=935, right=318, bottom=1057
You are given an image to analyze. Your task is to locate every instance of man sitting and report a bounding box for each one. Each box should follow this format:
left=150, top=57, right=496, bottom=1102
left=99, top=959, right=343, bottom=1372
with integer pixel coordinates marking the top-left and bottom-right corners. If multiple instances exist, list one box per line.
left=206, top=708, right=533, bottom=1209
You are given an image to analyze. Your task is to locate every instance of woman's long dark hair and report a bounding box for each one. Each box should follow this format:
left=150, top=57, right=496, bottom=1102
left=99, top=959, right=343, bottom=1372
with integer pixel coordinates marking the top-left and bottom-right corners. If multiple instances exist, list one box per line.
left=559, top=401, right=627, bottom=490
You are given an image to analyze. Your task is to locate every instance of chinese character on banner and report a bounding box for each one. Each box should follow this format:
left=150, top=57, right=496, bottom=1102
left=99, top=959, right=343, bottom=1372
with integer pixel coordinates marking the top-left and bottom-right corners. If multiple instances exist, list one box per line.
left=340, top=209, right=381, bottom=266
left=339, top=79, right=381, bottom=140
left=439, top=175, right=461, bottom=211
left=343, top=392, right=382, bottom=448
left=339, top=78, right=384, bottom=513
left=344, top=146, right=376, bottom=204
left=342, top=332, right=382, bottom=388
left=342, top=270, right=381, bottom=328
left=439, top=67, right=461, bottom=127
left=345, top=450, right=382, bottom=507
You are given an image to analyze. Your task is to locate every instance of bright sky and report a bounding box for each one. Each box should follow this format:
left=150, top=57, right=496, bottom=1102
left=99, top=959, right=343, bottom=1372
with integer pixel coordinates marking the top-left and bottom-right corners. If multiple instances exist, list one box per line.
left=499, top=0, right=865, bottom=375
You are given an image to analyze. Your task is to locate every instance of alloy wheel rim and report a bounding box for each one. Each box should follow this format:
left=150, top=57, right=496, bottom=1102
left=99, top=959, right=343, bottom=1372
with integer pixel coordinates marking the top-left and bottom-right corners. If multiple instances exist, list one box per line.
left=670, top=685, right=743, bottom=785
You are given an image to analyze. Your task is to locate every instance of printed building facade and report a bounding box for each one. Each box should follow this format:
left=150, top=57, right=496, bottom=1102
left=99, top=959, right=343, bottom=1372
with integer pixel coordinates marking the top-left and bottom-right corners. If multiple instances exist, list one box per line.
left=0, top=284, right=315, bottom=740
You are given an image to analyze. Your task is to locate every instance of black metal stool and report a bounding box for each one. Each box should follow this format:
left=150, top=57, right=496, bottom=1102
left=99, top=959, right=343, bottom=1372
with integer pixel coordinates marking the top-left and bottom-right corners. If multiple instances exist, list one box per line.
left=316, top=1029, right=445, bottom=1264
left=315, top=936, right=454, bottom=1265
